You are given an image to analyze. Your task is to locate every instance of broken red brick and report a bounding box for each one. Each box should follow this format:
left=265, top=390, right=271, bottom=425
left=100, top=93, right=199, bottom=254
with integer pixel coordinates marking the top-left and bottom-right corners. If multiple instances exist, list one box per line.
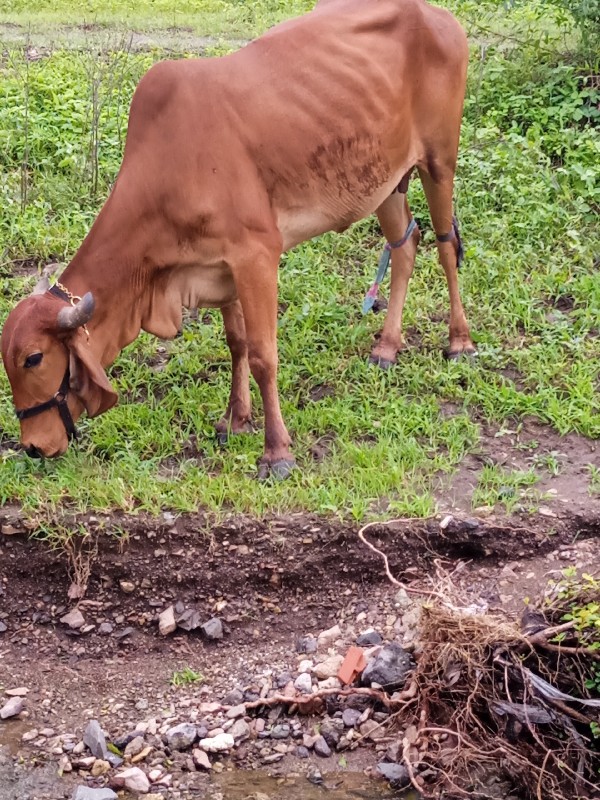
left=337, top=645, right=367, bottom=685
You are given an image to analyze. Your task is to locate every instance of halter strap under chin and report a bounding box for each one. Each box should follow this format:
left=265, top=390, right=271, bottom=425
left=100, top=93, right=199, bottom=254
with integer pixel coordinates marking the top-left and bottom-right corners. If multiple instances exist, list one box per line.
left=15, top=367, right=78, bottom=441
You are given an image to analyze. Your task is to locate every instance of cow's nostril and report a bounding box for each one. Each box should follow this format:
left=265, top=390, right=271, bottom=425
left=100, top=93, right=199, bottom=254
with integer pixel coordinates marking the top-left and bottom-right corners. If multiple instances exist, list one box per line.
left=24, top=444, right=44, bottom=459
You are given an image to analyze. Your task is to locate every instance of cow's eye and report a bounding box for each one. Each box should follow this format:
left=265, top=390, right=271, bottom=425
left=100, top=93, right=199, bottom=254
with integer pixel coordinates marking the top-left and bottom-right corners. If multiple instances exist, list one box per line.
left=24, top=352, right=43, bottom=369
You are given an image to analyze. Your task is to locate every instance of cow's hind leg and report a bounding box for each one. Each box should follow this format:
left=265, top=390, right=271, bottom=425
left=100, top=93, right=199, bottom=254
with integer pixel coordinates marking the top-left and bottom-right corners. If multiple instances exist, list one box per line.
left=231, top=246, right=295, bottom=481
left=369, top=189, right=420, bottom=368
left=215, top=300, right=253, bottom=444
left=418, top=166, right=476, bottom=359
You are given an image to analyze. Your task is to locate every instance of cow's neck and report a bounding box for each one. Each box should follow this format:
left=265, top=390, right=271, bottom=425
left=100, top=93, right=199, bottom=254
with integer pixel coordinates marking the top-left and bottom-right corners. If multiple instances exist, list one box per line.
left=59, top=255, right=145, bottom=368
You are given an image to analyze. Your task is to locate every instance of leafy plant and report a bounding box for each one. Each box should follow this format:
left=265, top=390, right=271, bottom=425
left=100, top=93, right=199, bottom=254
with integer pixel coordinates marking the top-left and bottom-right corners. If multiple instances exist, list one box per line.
left=170, top=667, right=204, bottom=687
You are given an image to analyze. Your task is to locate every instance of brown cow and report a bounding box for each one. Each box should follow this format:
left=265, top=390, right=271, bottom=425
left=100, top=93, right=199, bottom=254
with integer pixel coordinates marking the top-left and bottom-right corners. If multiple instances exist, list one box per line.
left=1, top=0, right=475, bottom=478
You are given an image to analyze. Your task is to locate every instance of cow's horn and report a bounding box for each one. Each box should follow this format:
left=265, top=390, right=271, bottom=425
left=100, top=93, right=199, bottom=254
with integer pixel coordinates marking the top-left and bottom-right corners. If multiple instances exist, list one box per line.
left=32, top=275, right=50, bottom=295
left=57, top=292, right=96, bottom=330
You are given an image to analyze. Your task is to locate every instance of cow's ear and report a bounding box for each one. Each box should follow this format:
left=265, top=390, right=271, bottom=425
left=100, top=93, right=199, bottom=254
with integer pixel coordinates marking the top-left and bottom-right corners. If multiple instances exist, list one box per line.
left=68, top=332, right=118, bottom=418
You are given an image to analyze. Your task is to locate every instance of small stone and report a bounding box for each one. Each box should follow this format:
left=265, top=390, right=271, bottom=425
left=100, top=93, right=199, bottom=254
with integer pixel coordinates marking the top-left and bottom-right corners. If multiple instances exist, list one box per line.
left=201, top=618, right=223, bottom=640
left=98, top=622, right=114, bottom=635
left=296, top=636, right=318, bottom=654
left=229, top=719, right=250, bottom=742
left=313, top=655, right=344, bottom=680
left=1, top=697, right=24, bottom=719
left=222, top=689, right=243, bottom=706
left=262, top=753, right=284, bottom=764
left=317, top=624, right=341, bottom=650
left=83, top=720, right=110, bottom=760
left=294, top=673, right=313, bottom=694
left=165, top=723, right=197, bottom=751
left=131, top=747, right=153, bottom=764
left=297, top=659, right=313, bottom=673
left=313, top=736, right=332, bottom=758
left=113, top=766, right=150, bottom=794
left=342, top=708, right=362, bottom=728
left=377, top=762, right=410, bottom=787
left=60, top=608, right=85, bottom=629
left=295, top=746, right=310, bottom=759
left=356, top=629, right=383, bottom=647
left=362, top=644, right=413, bottom=691
left=199, top=733, right=234, bottom=753
left=119, top=580, right=135, bottom=593
left=71, top=788, right=118, bottom=800
left=271, top=724, right=290, bottom=740
left=359, top=719, right=385, bottom=741
left=59, top=755, right=73, bottom=774
left=125, top=736, right=146, bottom=757
left=91, top=759, right=111, bottom=777
left=317, top=677, right=341, bottom=690
left=193, top=748, right=212, bottom=770
left=5, top=687, right=29, bottom=697
left=225, top=703, right=246, bottom=719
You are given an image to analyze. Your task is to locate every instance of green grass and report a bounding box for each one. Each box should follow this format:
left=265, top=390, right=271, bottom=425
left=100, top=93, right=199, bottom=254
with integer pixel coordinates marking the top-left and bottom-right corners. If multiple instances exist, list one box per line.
left=0, top=1, right=598, bottom=521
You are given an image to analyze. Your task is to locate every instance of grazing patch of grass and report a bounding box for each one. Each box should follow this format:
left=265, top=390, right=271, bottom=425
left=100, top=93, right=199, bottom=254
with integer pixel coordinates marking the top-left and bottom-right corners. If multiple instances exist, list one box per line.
left=0, top=1, right=598, bottom=522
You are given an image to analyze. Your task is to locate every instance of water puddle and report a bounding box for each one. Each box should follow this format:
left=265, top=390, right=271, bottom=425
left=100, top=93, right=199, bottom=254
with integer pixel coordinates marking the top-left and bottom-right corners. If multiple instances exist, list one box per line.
left=0, top=719, right=30, bottom=755
left=212, top=769, right=418, bottom=799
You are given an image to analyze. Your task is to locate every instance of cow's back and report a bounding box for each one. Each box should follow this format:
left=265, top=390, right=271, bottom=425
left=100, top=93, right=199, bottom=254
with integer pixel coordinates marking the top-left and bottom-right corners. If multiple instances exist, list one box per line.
left=119, top=0, right=468, bottom=250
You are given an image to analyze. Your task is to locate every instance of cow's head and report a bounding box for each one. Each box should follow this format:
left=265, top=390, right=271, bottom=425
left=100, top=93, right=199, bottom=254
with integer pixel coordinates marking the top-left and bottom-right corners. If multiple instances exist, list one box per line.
left=1, top=277, right=117, bottom=458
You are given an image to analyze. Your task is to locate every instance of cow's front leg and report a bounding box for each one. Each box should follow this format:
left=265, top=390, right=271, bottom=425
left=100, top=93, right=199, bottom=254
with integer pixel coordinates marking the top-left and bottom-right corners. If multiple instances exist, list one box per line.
left=232, top=248, right=295, bottom=480
left=369, top=190, right=420, bottom=369
left=215, top=300, right=253, bottom=444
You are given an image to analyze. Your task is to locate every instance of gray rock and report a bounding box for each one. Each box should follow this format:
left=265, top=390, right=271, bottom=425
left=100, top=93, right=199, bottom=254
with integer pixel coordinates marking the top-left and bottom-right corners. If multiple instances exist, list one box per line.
left=98, top=622, right=114, bottom=635
left=61, top=608, right=85, bottom=629
left=201, top=618, right=223, bottom=640
left=377, top=762, right=410, bottom=787
left=225, top=703, right=246, bottom=719
left=124, top=736, right=145, bottom=757
left=165, top=723, right=197, bottom=751
left=294, top=673, right=313, bottom=694
left=229, top=719, right=250, bottom=742
left=72, top=788, right=118, bottom=800
left=342, top=708, right=362, bottom=728
left=276, top=672, right=294, bottom=688
left=222, top=688, right=244, bottom=706
left=175, top=607, right=202, bottom=631
left=295, top=746, right=310, bottom=759
left=313, top=736, right=332, bottom=758
left=83, top=720, right=110, bottom=760
left=361, top=643, right=413, bottom=690
left=0, top=697, right=25, bottom=719
left=271, top=724, right=290, bottom=740
left=356, top=628, right=383, bottom=646
left=0, top=621, right=7, bottom=633
left=296, top=636, right=318, bottom=654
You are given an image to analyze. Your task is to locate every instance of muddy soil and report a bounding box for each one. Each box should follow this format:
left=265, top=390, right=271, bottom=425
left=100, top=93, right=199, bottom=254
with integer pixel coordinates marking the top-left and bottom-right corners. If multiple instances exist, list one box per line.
left=1, top=502, right=599, bottom=799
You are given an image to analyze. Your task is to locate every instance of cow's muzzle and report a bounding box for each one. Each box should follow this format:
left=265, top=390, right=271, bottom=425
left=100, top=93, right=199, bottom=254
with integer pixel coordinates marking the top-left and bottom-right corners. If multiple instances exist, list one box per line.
left=15, top=367, right=79, bottom=444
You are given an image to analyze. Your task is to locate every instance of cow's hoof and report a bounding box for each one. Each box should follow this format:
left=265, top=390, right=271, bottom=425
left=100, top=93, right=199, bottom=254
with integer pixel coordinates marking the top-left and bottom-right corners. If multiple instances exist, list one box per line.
left=215, top=431, right=229, bottom=446
left=258, top=458, right=297, bottom=481
left=368, top=354, right=395, bottom=371
left=445, top=347, right=478, bottom=361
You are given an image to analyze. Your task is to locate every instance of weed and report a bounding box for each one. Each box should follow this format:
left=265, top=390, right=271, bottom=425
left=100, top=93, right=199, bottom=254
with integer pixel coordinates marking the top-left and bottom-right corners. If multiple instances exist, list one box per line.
left=170, top=667, right=204, bottom=687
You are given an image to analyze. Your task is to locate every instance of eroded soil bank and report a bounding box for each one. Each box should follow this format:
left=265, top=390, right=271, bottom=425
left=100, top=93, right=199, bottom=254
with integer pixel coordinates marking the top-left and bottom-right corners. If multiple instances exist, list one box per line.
left=1, top=506, right=599, bottom=799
